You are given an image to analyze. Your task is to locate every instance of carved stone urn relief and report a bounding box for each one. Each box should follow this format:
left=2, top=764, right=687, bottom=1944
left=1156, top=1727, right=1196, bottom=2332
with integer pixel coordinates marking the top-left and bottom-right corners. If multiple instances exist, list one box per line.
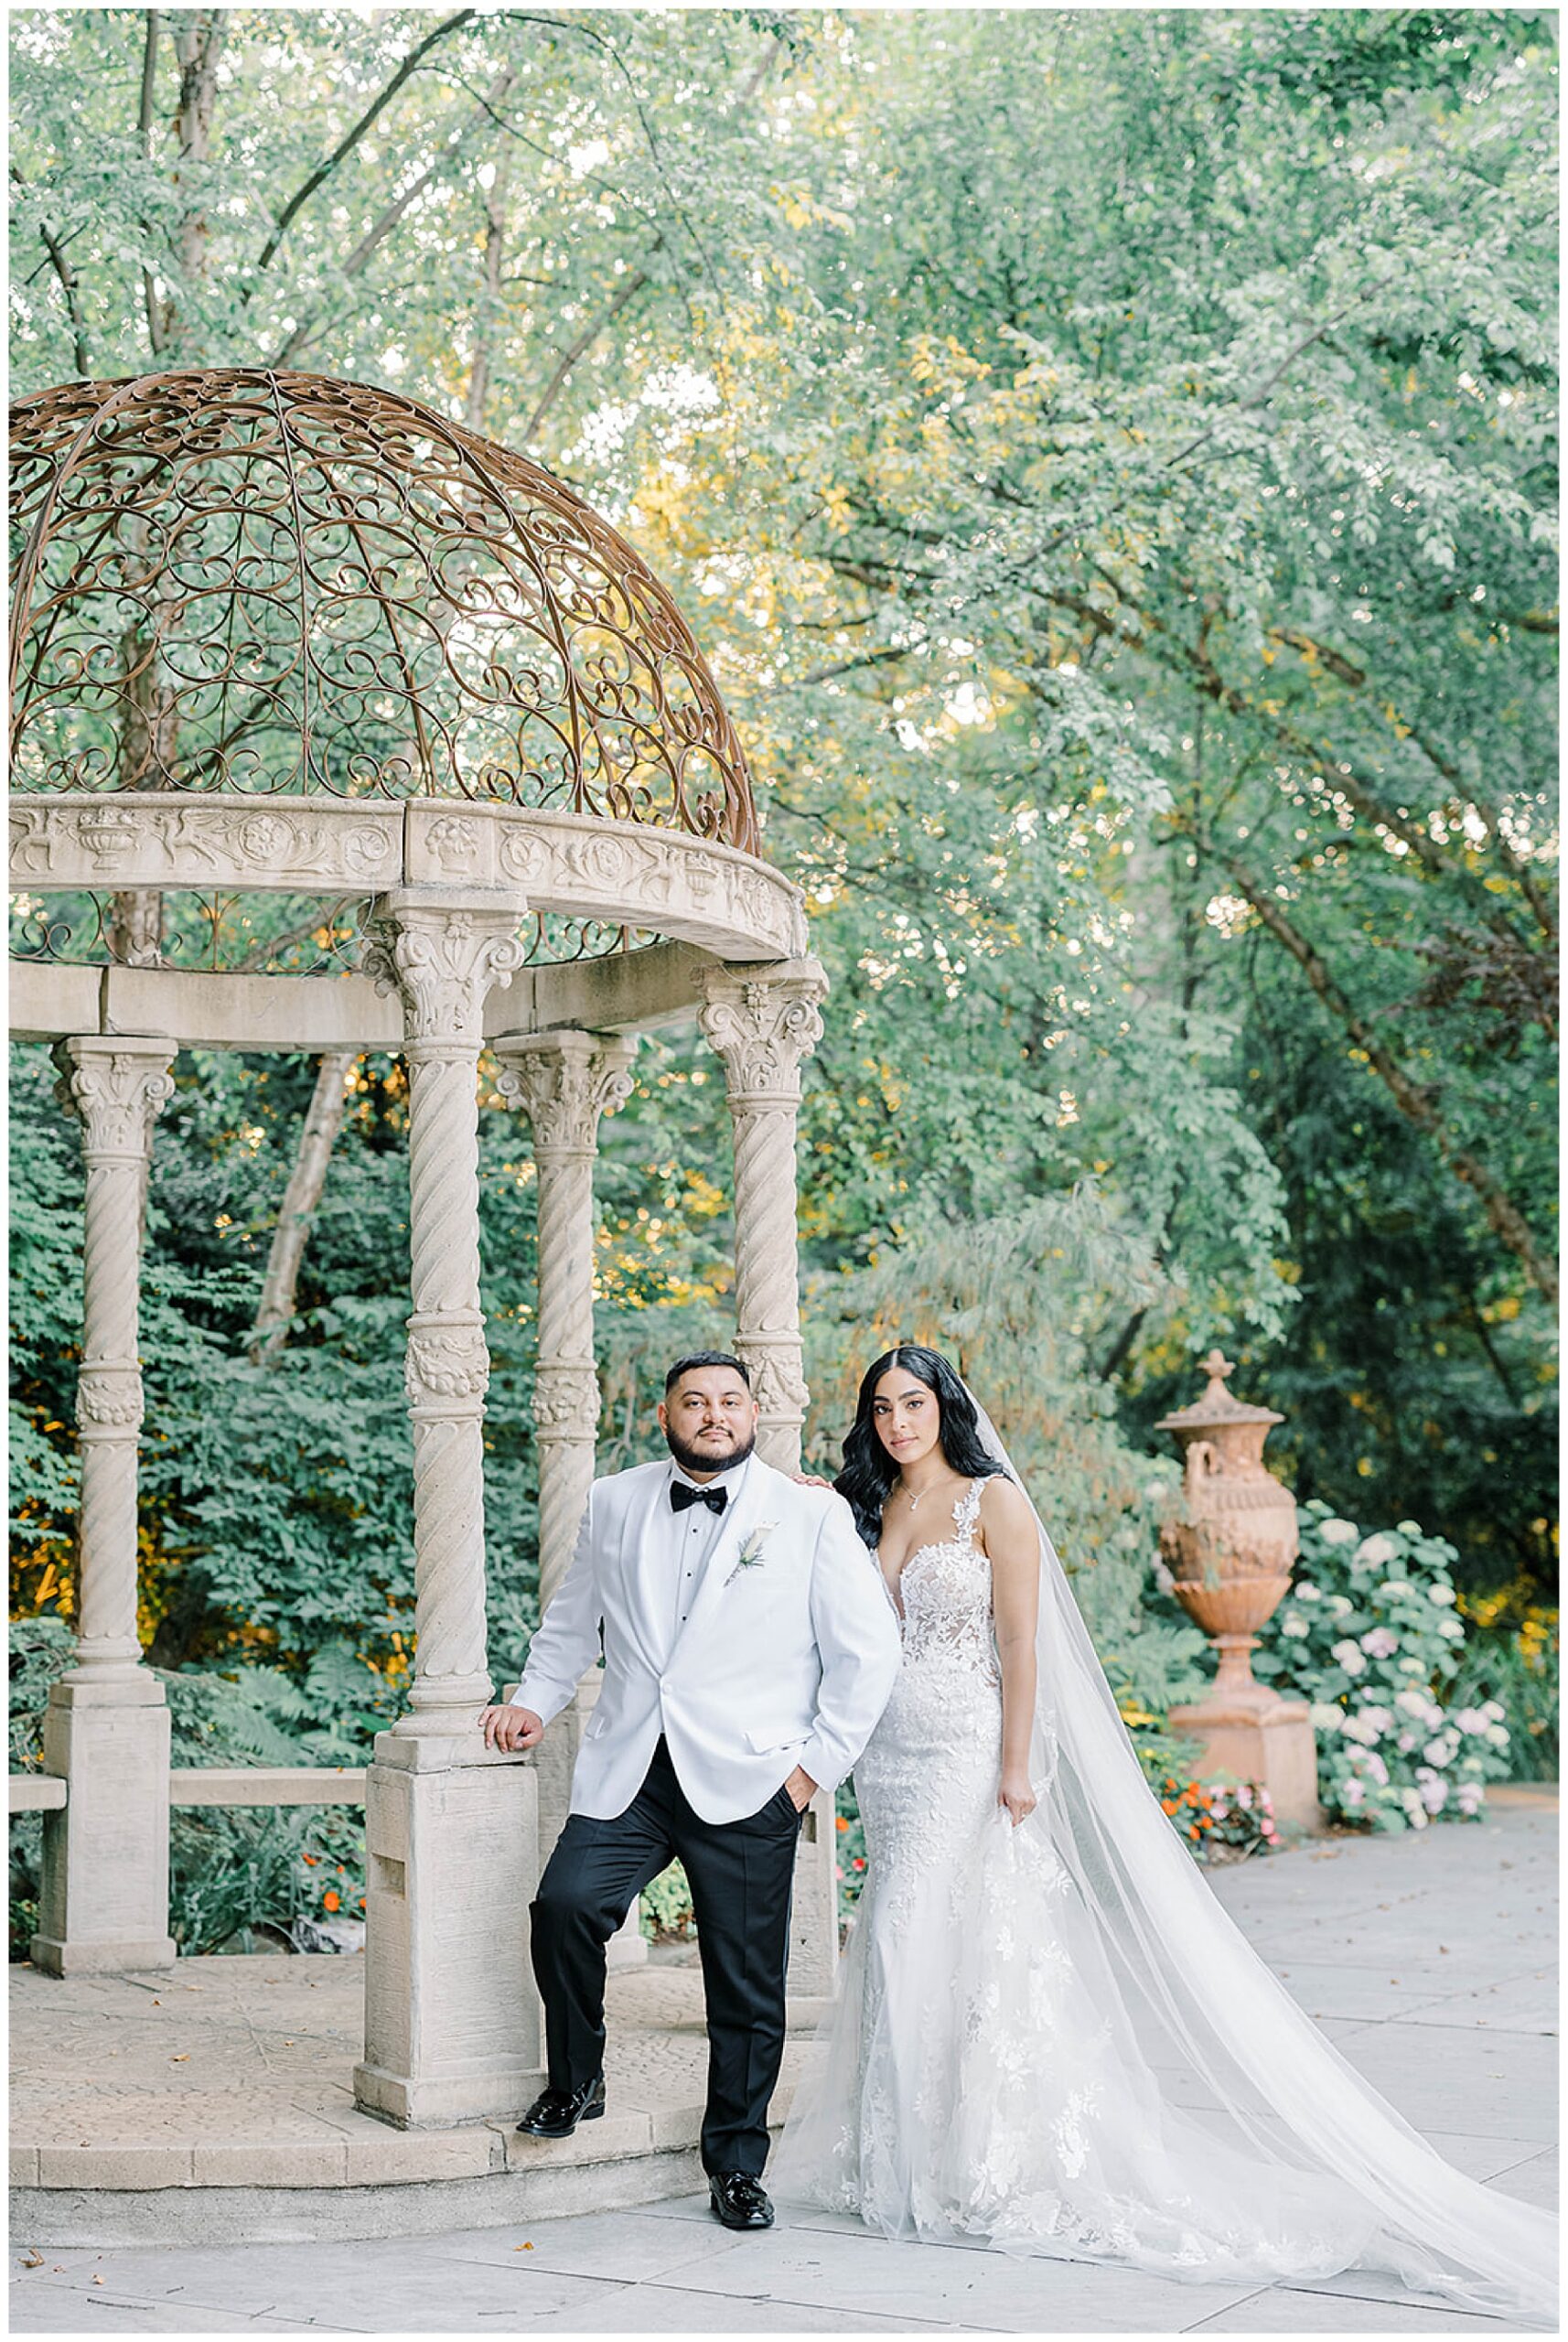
left=1156, top=1351, right=1323, bottom=1831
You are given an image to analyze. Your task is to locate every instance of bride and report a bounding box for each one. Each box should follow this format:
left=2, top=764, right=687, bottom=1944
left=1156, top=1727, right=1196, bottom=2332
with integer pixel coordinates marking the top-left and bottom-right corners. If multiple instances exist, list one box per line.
left=777, top=1345, right=1556, bottom=2326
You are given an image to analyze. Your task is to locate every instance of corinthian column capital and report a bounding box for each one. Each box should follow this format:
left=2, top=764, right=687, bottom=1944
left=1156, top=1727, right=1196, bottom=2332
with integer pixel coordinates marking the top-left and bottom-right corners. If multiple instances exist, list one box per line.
left=52, top=1037, right=177, bottom=1160
left=697, top=962, right=827, bottom=1102
left=493, top=1030, right=639, bottom=1156
left=366, top=888, right=529, bottom=1047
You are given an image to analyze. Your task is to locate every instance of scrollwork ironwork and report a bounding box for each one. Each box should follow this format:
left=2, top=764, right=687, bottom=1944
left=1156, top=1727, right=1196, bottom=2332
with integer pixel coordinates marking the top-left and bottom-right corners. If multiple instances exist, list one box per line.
left=10, top=370, right=758, bottom=853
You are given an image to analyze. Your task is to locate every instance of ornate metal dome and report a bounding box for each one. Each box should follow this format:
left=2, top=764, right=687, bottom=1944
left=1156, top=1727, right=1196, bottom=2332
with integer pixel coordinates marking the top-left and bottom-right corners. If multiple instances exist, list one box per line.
left=9, top=369, right=757, bottom=853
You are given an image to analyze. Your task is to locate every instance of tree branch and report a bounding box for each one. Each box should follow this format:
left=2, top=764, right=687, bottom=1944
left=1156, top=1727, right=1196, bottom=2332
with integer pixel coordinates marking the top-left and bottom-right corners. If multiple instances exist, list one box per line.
left=1266, top=622, right=1557, bottom=941
left=12, top=167, right=91, bottom=376
left=247, top=7, right=477, bottom=291
left=1165, top=294, right=1371, bottom=472
left=1209, top=843, right=1557, bottom=1305
left=270, top=66, right=514, bottom=370
left=522, top=263, right=650, bottom=443
left=797, top=644, right=910, bottom=688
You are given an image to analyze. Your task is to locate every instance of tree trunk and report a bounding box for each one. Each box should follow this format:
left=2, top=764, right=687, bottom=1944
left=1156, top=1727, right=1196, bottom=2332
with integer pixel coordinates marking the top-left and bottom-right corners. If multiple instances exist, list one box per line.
left=248, top=1052, right=358, bottom=1366
left=110, top=11, right=224, bottom=962
left=464, top=148, right=512, bottom=435
left=166, top=9, right=225, bottom=352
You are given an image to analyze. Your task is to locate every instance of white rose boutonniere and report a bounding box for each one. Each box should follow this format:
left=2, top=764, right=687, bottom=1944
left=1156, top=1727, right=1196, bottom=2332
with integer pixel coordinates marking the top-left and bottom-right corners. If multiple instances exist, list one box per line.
left=725, top=1523, right=777, bottom=1587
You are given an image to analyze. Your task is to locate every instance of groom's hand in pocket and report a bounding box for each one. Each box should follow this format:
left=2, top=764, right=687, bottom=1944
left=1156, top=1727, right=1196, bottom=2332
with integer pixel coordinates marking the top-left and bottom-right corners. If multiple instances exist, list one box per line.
left=480, top=1704, right=543, bottom=1753
left=784, top=1765, right=818, bottom=1811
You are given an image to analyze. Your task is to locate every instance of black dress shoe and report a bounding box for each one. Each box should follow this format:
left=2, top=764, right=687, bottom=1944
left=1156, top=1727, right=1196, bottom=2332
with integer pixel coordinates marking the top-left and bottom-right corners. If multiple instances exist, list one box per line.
left=515, top=2075, right=606, bottom=2139
left=709, top=2170, right=775, bottom=2229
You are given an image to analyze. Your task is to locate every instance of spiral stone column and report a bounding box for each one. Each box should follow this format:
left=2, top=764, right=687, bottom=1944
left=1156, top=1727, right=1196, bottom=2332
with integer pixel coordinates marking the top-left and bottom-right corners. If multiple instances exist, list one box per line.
left=34, top=1037, right=177, bottom=1976
left=495, top=1032, right=637, bottom=1608
left=355, top=888, right=546, bottom=2128
left=698, top=962, right=827, bottom=1472
left=495, top=1031, right=640, bottom=1965
left=700, top=960, right=838, bottom=2001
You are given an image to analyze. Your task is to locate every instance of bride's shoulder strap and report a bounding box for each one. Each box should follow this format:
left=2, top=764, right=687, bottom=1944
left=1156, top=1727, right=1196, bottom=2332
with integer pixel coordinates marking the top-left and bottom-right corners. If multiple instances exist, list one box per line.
left=952, top=1478, right=984, bottom=1539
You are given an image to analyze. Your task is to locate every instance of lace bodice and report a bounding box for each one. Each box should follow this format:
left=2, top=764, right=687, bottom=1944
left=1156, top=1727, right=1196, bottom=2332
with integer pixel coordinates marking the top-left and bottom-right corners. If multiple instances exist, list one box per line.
left=886, top=1480, right=999, bottom=1683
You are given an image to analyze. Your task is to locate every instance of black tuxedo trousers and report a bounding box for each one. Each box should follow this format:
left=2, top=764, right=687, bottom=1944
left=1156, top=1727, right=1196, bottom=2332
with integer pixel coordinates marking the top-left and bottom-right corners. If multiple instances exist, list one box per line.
left=530, top=1735, right=807, bottom=2176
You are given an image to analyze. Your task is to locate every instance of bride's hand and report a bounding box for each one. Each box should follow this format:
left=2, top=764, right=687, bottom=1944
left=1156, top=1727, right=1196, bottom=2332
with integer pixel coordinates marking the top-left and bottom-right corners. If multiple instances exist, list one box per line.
left=792, top=1471, right=832, bottom=1488
left=999, top=1770, right=1036, bottom=1827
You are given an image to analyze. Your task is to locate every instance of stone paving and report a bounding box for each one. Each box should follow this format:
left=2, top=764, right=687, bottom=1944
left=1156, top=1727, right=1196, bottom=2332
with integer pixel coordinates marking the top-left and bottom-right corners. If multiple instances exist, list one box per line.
left=11, top=1950, right=807, bottom=2208
left=10, top=1791, right=1556, bottom=2335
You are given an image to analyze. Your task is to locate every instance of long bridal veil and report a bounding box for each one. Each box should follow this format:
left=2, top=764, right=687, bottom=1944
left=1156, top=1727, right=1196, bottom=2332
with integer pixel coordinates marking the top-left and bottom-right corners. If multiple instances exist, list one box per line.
left=781, top=1392, right=1556, bottom=2326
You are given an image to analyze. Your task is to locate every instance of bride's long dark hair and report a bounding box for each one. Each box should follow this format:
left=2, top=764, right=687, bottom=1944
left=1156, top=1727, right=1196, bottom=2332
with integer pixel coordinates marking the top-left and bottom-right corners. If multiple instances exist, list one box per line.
left=834, top=1344, right=1008, bottom=1550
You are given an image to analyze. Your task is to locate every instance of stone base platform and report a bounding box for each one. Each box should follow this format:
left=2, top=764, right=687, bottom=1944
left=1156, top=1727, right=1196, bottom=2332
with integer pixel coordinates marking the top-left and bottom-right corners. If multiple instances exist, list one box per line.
left=10, top=1951, right=828, bottom=2246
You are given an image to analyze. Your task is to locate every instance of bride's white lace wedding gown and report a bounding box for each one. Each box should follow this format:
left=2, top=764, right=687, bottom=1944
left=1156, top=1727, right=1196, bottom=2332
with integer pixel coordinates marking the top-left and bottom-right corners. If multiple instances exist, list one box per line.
left=777, top=1480, right=1554, bottom=2318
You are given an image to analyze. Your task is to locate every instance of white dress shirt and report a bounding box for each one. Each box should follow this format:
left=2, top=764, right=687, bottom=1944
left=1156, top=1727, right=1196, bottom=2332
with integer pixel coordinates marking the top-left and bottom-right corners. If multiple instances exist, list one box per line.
left=656, top=1453, right=755, bottom=1667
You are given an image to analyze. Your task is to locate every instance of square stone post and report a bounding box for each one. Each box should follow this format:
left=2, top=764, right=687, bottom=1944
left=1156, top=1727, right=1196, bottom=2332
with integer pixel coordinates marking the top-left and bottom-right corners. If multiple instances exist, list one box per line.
left=699, top=961, right=839, bottom=2001
left=33, top=1038, right=178, bottom=1976
left=354, top=890, right=545, bottom=2128
left=493, top=1030, right=644, bottom=1970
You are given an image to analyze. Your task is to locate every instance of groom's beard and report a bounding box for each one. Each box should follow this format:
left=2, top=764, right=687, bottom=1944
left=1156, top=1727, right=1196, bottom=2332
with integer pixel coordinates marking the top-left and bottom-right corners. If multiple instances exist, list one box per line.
left=664, top=1424, right=757, bottom=1479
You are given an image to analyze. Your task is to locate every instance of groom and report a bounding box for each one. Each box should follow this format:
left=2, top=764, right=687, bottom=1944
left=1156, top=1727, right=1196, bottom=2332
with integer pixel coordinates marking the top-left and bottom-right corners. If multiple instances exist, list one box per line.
left=480, top=1352, right=900, bottom=2230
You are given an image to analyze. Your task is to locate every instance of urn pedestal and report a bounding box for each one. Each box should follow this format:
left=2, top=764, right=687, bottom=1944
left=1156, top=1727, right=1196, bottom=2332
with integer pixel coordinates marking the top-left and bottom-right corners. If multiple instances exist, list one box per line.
left=1156, top=1352, right=1323, bottom=1833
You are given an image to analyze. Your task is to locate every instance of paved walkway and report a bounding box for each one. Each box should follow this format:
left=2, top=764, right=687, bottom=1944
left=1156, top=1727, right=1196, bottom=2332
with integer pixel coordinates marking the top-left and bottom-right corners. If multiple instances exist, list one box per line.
left=11, top=1794, right=1556, bottom=2335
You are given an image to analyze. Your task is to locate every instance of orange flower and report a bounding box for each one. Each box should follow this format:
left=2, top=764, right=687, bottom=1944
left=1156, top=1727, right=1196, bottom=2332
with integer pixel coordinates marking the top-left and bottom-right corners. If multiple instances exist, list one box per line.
left=1161, top=1799, right=1177, bottom=1814
left=302, top=1853, right=318, bottom=1866
left=835, top=1816, right=850, bottom=1832
left=1187, top=1824, right=1201, bottom=1840
left=358, top=1897, right=366, bottom=1911
left=323, top=1890, right=341, bottom=1913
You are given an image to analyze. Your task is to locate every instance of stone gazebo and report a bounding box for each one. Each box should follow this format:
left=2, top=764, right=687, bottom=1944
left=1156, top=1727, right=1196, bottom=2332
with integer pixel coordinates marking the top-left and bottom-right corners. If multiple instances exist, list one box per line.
left=8, top=369, right=833, bottom=2133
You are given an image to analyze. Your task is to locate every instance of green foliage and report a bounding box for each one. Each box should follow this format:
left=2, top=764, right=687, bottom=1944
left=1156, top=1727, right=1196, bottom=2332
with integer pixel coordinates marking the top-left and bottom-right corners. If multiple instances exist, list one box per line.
left=6, top=13, right=1556, bottom=1887
left=637, top=1861, right=695, bottom=1943
left=7, top=1608, right=376, bottom=1961
left=1448, top=1598, right=1560, bottom=1781
left=1251, top=1503, right=1516, bottom=1831
left=833, top=1778, right=868, bottom=1912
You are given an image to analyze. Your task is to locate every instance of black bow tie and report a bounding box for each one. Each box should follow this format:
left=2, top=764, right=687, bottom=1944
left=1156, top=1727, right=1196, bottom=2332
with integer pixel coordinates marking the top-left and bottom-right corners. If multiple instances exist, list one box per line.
left=671, top=1480, right=727, bottom=1517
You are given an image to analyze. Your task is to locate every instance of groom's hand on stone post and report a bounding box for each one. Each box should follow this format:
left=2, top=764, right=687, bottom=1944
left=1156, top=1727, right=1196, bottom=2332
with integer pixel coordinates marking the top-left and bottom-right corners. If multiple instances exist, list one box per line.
left=784, top=1765, right=818, bottom=1811
left=479, top=1705, right=543, bottom=1753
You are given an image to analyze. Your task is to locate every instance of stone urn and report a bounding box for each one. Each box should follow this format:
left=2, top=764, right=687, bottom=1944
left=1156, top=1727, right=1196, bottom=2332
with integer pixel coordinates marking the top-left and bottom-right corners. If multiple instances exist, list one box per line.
left=1155, top=1351, right=1322, bottom=1830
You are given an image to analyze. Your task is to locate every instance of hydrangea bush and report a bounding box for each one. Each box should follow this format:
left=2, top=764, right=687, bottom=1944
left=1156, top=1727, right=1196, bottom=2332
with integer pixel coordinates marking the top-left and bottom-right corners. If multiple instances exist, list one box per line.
left=1252, top=1502, right=1513, bottom=1832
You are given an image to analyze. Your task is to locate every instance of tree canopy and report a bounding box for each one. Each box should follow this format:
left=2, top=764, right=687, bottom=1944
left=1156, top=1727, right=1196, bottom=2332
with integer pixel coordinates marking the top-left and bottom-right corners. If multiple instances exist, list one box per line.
left=10, top=8, right=1557, bottom=1681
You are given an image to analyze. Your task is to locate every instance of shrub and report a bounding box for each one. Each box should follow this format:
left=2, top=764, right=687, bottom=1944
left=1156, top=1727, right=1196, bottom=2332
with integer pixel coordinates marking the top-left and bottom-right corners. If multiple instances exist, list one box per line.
left=1450, top=1586, right=1560, bottom=1781
left=8, top=1619, right=378, bottom=1959
left=638, top=1862, right=695, bottom=1942
left=1252, top=1503, right=1514, bottom=1831
left=1155, top=1773, right=1282, bottom=1861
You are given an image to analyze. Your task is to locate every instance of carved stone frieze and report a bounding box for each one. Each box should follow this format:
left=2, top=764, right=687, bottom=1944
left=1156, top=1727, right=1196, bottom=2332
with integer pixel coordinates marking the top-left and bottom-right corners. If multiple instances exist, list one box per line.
left=737, top=1344, right=811, bottom=1425
left=11, top=794, right=807, bottom=962
left=16, top=796, right=401, bottom=893
left=405, top=1329, right=491, bottom=1406
left=77, top=1371, right=145, bottom=1429
left=533, top=1367, right=602, bottom=1433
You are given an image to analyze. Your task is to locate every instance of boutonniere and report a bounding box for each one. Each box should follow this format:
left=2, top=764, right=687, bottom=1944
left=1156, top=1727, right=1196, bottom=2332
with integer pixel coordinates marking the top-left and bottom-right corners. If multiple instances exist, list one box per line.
left=725, top=1523, right=777, bottom=1586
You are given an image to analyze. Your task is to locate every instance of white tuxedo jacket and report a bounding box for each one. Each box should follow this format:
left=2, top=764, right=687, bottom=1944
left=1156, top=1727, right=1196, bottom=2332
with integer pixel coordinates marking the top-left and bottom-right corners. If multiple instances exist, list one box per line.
left=510, top=1455, right=902, bottom=1824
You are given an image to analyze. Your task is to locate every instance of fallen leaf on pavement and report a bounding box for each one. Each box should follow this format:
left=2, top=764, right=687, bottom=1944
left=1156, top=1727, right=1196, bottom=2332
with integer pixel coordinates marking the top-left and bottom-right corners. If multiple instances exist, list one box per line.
left=20, top=2251, right=44, bottom=2268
